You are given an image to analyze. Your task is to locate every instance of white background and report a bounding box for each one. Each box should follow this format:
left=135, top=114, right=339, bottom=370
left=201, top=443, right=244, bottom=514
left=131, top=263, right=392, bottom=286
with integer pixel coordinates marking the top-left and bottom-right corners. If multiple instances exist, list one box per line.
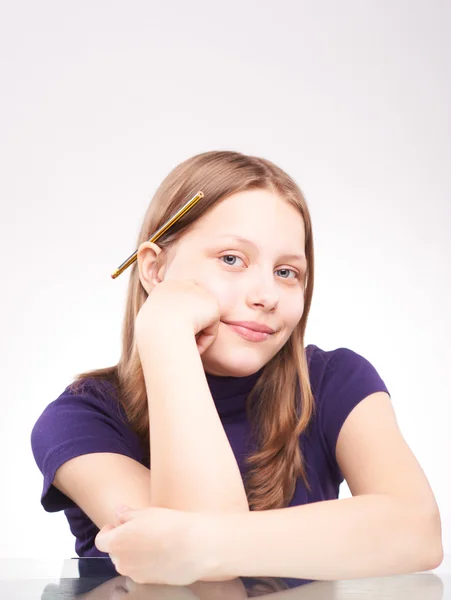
left=0, top=0, right=449, bottom=562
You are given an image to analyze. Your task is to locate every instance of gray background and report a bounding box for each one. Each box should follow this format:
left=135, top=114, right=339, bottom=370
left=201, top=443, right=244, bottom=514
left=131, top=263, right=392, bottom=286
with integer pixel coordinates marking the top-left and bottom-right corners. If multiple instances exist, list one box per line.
left=0, top=0, right=449, bottom=561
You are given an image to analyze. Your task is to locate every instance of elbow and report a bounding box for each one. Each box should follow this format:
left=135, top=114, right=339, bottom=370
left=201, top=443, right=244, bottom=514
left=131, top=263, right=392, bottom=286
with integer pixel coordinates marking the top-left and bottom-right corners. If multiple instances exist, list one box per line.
left=426, top=516, right=444, bottom=570
left=426, top=545, right=444, bottom=571
left=422, top=539, right=444, bottom=572
left=398, top=502, right=443, bottom=573
left=418, top=509, right=444, bottom=571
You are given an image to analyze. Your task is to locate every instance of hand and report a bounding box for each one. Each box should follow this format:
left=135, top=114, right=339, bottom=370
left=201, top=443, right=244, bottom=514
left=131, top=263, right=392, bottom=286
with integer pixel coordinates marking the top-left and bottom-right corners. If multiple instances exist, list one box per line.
left=135, top=279, right=221, bottom=356
left=94, top=505, right=215, bottom=586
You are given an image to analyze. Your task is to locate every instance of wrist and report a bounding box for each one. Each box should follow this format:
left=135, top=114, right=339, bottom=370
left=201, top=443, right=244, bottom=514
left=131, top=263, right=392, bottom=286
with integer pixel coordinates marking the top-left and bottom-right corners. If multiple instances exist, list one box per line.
left=194, top=511, right=247, bottom=582
left=137, top=318, right=195, bottom=354
left=193, top=512, right=229, bottom=582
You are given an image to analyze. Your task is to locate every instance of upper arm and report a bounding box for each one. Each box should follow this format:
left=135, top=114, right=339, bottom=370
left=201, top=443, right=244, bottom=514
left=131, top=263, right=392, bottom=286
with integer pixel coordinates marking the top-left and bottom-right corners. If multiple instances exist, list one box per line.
left=53, top=452, right=151, bottom=530
left=336, top=391, right=440, bottom=518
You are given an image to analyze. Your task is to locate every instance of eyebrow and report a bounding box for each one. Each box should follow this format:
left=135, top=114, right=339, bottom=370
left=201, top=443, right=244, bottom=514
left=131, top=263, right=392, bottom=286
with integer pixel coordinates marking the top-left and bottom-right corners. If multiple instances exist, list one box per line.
left=216, top=234, right=307, bottom=265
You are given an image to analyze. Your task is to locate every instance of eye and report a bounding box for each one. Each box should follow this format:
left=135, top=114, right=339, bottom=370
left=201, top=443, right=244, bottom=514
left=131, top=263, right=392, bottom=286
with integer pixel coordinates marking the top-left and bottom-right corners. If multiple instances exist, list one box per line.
left=220, top=254, right=244, bottom=267
left=276, top=268, right=299, bottom=280
left=220, top=255, right=300, bottom=281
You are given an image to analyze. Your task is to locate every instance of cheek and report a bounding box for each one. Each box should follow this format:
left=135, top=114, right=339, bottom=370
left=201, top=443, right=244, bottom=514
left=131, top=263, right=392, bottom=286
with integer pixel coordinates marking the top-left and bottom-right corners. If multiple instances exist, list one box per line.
left=284, top=301, right=305, bottom=329
left=164, top=263, right=233, bottom=312
left=201, top=279, right=236, bottom=312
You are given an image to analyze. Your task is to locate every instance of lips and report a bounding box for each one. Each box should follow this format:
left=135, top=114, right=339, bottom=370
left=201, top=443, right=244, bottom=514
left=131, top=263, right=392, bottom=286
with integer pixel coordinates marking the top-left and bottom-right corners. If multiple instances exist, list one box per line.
left=225, top=323, right=272, bottom=342
left=223, top=320, right=275, bottom=334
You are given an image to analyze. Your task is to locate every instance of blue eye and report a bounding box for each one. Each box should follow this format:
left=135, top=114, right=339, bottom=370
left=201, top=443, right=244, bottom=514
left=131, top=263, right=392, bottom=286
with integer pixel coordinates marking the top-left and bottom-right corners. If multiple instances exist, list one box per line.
left=220, top=255, right=300, bottom=280
left=276, top=268, right=298, bottom=279
left=221, top=255, right=242, bottom=266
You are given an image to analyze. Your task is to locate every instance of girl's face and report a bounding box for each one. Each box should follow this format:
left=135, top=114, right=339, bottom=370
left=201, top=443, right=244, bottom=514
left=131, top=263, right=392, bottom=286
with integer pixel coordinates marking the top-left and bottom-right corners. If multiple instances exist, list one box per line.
left=158, top=189, right=307, bottom=377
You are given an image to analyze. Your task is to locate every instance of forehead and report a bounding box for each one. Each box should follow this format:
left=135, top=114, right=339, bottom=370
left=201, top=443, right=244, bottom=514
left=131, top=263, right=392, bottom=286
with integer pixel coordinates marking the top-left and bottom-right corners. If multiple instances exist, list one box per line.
left=189, top=189, right=305, bottom=243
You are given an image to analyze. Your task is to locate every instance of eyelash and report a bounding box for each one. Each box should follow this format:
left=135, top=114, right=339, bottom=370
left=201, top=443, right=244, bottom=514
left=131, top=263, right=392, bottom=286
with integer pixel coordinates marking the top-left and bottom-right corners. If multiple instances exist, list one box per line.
left=219, top=254, right=301, bottom=281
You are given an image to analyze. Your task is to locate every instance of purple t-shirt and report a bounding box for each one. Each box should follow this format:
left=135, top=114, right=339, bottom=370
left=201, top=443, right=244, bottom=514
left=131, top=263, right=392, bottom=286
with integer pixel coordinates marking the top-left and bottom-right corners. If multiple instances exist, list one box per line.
left=31, top=343, right=390, bottom=568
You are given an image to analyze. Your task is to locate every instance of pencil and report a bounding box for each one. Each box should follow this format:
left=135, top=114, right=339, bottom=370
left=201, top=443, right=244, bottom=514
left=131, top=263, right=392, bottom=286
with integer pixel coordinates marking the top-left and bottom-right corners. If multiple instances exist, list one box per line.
left=111, top=191, right=204, bottom=279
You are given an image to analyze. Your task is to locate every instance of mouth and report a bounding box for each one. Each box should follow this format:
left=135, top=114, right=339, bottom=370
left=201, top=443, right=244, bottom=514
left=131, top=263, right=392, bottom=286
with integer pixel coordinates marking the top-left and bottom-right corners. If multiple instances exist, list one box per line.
left=222, top=322, right=273, bottom=342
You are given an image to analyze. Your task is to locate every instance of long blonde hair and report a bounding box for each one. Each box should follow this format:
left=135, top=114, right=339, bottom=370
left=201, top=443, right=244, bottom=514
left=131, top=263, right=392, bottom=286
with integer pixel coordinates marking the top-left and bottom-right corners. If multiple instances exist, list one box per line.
left=71, top=150, right=316, bottom=511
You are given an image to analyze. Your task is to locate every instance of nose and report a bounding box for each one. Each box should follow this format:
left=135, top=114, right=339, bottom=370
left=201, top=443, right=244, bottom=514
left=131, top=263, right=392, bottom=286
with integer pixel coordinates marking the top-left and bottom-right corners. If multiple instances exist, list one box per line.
left=246, top=271, right=279, bottom=311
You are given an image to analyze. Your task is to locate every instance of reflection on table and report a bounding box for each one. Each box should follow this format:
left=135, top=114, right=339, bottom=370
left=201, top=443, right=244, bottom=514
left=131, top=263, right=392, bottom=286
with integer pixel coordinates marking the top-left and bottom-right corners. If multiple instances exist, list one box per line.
left=0, top=556, right=448, bottom=599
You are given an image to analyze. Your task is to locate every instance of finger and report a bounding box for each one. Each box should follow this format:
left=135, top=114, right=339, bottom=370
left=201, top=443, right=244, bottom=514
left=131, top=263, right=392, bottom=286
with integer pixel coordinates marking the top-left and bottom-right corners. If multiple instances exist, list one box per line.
left=95, top=527, right=115, bottom=552
left=110, top=554, right=119, bottom=568
left=99, top=524, right=115, bottom=535
left=196, top=327, right=219, bottom=355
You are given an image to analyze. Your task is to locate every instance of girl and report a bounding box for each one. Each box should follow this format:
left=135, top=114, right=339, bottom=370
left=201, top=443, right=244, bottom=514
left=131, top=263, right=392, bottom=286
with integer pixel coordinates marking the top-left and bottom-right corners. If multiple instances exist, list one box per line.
left=31, top=150, right=442, bottom=588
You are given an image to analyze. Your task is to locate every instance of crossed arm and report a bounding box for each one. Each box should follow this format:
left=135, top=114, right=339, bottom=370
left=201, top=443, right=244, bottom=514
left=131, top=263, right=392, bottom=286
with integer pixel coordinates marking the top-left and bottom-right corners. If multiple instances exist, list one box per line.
left=140, top=323, right=443, bottom=581
left=141, top=322, right=249, bottom=515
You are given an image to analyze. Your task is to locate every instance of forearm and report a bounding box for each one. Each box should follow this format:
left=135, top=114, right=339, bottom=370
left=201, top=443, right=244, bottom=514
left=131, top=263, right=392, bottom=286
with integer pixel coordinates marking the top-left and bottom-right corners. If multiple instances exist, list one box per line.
left=140, top=323, right=249, bottom=514
left=207, top=494, right=442, bottom=581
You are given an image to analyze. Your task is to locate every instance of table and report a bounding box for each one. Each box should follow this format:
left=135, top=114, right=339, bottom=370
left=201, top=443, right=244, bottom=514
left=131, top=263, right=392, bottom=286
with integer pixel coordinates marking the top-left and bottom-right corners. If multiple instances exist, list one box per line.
left=0, top=555, right=449, bottom=599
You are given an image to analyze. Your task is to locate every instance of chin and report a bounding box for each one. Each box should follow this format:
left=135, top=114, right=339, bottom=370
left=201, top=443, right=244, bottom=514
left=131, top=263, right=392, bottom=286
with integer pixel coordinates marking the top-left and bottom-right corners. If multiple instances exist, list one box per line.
left=202, top=343, right=268, bottom=377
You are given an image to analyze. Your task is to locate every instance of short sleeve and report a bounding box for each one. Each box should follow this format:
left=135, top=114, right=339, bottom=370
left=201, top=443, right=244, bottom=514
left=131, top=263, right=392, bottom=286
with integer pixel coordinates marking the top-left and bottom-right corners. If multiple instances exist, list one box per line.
left=30, top=380, right=143, bottom=512
left=318, top=348, right=390, bottom=483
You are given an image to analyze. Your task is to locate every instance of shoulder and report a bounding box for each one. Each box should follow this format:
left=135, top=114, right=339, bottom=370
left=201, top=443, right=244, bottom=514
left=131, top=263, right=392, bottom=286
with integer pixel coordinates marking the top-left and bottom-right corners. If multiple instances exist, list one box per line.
left=30, top=377, right=144, bottom=513
left=307, top=344, right=388, bottom=397
left=306, top=344, right=390, bottom=482
left=31, top=377, right=123, bottom=436
left=62, top=377, right=124, bottom=418
left=31, top=377, right=140, bottom=466
left=307, top=343, right=374, bottom=372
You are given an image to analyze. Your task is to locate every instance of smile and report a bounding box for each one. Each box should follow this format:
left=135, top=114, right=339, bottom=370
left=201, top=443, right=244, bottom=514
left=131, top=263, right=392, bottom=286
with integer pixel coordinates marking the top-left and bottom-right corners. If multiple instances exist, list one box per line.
left=224, top=322, right=272, bottom=342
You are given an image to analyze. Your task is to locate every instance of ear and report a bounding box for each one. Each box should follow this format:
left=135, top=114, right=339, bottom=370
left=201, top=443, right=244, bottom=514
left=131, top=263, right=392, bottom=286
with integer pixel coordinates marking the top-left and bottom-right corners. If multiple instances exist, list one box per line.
left=137, top=241, right=166, bottom=294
